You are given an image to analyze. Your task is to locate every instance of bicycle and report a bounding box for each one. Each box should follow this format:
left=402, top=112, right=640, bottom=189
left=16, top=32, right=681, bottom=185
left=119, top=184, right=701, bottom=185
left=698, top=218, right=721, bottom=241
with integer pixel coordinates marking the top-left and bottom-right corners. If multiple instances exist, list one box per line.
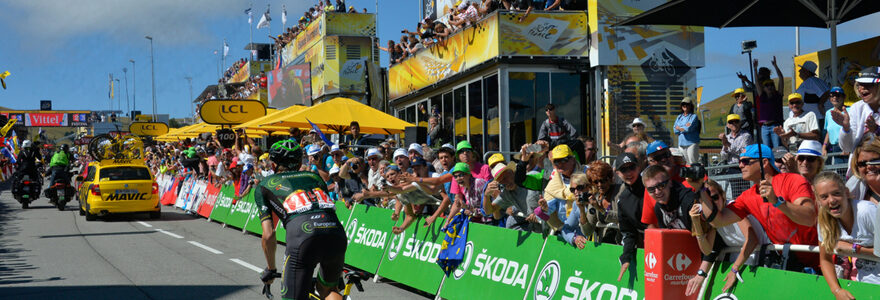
left=261, top=267, right=372, bottom=300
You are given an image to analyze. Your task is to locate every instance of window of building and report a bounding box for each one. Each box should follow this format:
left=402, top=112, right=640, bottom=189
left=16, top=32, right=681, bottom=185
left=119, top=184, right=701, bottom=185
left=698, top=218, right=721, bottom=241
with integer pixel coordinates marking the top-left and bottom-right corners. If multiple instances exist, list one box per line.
left=453, top=87, right=467, bottom=145
left=551, top=73, right=582, bottom=136
left=468, top=80, right=483, bottom=154
left=484, top=74, right=499, bottom=152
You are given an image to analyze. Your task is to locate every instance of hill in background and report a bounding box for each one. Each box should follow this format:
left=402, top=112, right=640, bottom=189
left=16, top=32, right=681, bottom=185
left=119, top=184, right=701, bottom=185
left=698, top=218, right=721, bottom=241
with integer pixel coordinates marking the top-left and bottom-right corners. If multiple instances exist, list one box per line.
left=699, top=77, right=793, bottom=147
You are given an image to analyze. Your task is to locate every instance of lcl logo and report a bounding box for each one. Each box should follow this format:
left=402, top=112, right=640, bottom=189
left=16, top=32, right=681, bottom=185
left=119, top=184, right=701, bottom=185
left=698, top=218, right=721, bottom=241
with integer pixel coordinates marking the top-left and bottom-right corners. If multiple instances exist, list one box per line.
left=220, top=105, right=249, bottom=114
left=200, top=99, right=265, bottom=125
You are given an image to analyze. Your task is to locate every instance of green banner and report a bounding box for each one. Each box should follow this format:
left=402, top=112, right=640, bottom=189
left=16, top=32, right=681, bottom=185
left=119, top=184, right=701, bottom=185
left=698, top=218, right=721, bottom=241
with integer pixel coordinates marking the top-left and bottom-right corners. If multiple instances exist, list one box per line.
left=209, top=185, right=235, bottom=224
left=244, top=199, right=264, bottom=235
left=376, top=216, right=447, bottom=294
left=527, top=236, right=645, bottom=300
left=335, top=200, right=352, bottom=227
left=343, top=204, right=397, bottom=273
left=225, top=189, right=256, bottom=229
left=704, top=261, right=880, bottom=300
left=440, top=223, right=546, bottom=300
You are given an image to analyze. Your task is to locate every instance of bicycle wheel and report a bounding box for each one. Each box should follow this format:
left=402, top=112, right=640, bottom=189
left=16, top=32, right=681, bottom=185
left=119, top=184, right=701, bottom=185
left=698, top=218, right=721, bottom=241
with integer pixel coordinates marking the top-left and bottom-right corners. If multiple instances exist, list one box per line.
left=87, top=134, right=114, bottom=161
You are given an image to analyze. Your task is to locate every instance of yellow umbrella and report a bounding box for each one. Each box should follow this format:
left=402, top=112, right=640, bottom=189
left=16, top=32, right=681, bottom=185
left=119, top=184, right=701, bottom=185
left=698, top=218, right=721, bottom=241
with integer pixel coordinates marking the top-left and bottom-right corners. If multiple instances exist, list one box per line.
left=263, top=97, right=414, bottom=134
left=235, top=106, right=306, bottom=132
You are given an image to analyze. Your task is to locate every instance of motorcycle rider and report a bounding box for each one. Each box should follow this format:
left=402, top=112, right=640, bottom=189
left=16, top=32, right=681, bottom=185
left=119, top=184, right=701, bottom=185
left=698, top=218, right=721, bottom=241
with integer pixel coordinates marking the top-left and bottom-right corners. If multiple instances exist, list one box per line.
left=47, top=144, right=73, bottom=188
left=12, top=140, right=42, bottom=191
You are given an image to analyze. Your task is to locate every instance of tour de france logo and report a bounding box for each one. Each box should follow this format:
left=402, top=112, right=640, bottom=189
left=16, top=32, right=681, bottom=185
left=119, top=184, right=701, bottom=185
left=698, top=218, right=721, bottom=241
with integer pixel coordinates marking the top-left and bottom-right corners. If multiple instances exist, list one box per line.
left=452, top=241, right=475, bottom=280
left=533, top=260, right=561, bottom=300
left=387, top=231, right=406, bottom=261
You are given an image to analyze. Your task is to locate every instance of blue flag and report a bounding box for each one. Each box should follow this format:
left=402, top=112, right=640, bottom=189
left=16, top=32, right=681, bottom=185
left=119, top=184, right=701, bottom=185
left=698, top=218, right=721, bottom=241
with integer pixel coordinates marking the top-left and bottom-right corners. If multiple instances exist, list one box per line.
left=437, top=212, right=470, bottom=276
left=307, top=118, right=334, bottom=146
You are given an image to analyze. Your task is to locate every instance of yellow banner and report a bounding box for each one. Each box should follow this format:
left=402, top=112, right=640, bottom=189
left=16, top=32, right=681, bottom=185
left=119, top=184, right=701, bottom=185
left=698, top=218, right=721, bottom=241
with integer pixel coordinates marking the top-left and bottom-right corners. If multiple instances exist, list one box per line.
left=794, top=36, right=880, bottom=107
left=129, top=122, right=169, bottom=136
left=281, top=12, right=376, bottom=68
left=499, top=11, right=589, bottom=56
left=229, top=62, right=251, bottom=83
left=199, top=99, right=266, bottom=125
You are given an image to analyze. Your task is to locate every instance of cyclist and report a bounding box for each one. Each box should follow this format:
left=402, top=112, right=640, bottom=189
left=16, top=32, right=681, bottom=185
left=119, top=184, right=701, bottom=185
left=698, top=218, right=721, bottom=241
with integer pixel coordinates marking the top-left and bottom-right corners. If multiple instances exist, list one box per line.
left=255, top=139, right=347, bottom=300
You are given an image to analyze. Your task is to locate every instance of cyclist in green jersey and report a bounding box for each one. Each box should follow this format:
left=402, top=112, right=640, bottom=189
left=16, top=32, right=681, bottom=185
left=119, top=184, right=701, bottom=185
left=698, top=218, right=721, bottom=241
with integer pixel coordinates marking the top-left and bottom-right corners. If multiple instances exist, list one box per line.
left=256, top=139, right=347, bottom=300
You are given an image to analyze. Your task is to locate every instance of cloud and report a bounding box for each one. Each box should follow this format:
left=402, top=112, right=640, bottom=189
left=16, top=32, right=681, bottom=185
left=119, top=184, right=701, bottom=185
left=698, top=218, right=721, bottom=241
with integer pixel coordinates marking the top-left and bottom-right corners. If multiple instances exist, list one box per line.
left=0, top=0, right=272, bottom=47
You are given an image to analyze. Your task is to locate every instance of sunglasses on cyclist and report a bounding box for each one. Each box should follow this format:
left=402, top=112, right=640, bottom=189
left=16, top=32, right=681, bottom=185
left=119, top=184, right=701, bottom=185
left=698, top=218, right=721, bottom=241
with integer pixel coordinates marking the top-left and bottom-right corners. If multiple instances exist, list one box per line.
left=646, top=179, right=669, bottom=194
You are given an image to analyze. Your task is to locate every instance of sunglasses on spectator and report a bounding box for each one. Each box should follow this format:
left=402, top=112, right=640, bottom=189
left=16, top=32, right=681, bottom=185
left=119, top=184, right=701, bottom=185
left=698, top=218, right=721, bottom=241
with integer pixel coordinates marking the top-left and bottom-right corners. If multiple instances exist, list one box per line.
left=646, top=179, right=669, bottom=194
left=728, top=120, right=740, bottom=124
left=553, top=157, right=571, bottom=165
left=569, top=185, right=586, bottom=193
left=856, top=159, right=880, bottom=168
left=739, top=158, right=759, bottom=166
left=649, top=152, right=670, bottom=163
left=796, top=156, right=818, bottom=163
left=708, top=193, right=721, bottom=201
left=789, top=101, right=803, bottom=105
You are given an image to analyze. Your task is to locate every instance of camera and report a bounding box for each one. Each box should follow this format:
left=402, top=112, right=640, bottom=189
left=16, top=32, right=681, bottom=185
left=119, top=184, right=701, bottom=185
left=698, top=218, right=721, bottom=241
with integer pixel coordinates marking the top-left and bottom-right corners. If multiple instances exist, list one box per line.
left=577, top=191, right=592, bottom=204
left=741, top=40, right=757, bottom=52
left=679, top=163, right=707, bottom=180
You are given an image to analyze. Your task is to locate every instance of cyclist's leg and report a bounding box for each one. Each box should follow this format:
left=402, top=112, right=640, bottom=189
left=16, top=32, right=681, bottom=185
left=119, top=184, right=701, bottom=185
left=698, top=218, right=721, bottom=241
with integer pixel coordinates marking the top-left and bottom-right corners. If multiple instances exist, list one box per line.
left=315, top=232, right=347, bottom=300
left=281, top=216, right=321, bottom=300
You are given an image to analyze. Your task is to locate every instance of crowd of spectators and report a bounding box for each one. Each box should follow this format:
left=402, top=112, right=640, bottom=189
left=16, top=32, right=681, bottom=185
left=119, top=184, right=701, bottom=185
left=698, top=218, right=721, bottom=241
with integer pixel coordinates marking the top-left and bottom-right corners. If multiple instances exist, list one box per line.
left=146, top=64, right=880, bottom=299
left=270, top=0, right=365, bottom=56
left=221, top=58, right=249, bottom=84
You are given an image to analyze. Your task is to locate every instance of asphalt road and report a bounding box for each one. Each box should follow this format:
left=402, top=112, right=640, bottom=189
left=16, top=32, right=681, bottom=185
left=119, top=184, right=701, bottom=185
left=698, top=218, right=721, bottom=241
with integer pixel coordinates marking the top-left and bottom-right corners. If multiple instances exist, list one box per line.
left=0, top=181, right=431, bottom=300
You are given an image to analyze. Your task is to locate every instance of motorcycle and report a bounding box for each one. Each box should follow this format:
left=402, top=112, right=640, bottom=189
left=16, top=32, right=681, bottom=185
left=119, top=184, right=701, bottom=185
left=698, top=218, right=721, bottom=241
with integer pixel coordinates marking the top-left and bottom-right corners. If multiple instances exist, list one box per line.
left=11, top=171, right=41, bottom=209
left=44, top=167, right=76, bottom=211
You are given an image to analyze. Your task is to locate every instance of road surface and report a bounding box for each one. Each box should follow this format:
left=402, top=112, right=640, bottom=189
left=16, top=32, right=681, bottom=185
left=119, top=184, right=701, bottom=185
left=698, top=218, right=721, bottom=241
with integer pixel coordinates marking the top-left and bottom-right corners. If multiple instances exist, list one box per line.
left=0, top=181, right=431, bottom=300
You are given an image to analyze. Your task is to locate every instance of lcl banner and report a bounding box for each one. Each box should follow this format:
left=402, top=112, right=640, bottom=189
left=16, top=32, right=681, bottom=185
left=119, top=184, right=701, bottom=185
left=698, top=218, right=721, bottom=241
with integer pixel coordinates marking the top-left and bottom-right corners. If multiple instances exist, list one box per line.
left=26, top=113, right=67, bottom=127
left=199, top=99, right=266, bottom=125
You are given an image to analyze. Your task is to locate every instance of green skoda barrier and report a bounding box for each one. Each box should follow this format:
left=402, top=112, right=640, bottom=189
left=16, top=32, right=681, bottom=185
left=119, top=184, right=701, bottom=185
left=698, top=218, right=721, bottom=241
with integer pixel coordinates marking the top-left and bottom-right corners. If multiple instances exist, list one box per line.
left=343, top=204, right=398, bottom=273
left=440, top=222, right=546, bottom=300
left=224, top=189, right=256, bottom=229
left=527, top=236, right=645, bottom=300
left=335, top=200, right=352, bottom=227
left=704, top=261, right=880, bottom=299
left=244, top=202, right=264, bottom=235
left=375, top=216, right=447, bottom=294
left=209, top=184, right=236, bottom=224
left=273, top=201, right=351, bottom=244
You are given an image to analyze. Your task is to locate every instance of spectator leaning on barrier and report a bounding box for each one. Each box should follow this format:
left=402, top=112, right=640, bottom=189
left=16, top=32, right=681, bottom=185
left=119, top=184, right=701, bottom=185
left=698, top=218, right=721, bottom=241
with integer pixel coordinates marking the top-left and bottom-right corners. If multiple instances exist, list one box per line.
left=538, top=104, right=577, bottom=146
left=538, top=144, right=588, bottom=230
left=448, top=162, right=493, bottom=224
left=560, top=173, right=589, bottom=248
left=833, top=66, right=880, bottom=177
left=728, top=87, right=755, bottom=132
left=641, top=140, right=692, bottom=228
left=674, top=97, right=701, bottom=165
left=813, top=172, right=879, bottom=300
left=719, top=114, right=753, bottom=171
left=776, top=93, right=820, bottom=149
left=483, top=160, right=533, bottom=231
left=699, top=144, right=820, bottom=272
left=614, top=152, right=647, bottom=281
left=824, top=86, right=849, bottom=162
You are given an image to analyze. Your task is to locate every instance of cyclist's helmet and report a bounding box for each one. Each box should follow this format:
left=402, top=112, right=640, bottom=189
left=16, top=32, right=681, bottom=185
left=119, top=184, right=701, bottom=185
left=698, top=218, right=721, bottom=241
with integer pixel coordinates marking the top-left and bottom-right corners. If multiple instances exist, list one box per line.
left=270, top=138, right=303, bottom=170
left=21, top=140, right=32, bottom=149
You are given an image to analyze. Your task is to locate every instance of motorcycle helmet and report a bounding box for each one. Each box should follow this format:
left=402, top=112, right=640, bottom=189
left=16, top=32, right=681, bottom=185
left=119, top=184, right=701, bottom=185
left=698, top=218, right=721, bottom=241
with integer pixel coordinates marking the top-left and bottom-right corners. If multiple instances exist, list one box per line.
left=22, top=140, right=32, bottom=149
left=269, top=138, right=303, bottom=170
left=61, top=144, right=70, bottom=152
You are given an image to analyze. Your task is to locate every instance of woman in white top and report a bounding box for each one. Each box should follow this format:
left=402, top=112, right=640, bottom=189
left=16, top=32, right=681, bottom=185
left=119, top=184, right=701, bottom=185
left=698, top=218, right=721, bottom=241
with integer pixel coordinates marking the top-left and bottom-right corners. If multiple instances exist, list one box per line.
left=814, top=172, right=879, bottom=300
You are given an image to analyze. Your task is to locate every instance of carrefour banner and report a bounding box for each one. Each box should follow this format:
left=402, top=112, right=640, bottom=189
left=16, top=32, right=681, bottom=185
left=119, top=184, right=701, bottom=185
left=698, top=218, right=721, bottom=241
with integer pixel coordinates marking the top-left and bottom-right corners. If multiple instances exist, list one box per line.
left=588, top=0, right=704, bottom=67
left=794, top=36, right=880, bottom=106
left=343, top=205, right=397, bottom=273
left=376, top=216, right=447, bottom=294
left=388, top=11, right=590, bottom=100
left=439, top=223, right=546, bottom=300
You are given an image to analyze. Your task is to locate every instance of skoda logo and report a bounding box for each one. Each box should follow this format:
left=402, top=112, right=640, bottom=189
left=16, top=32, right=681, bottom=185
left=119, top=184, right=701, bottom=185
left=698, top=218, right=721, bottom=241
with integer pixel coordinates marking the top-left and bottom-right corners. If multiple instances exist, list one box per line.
left=452, top=241, right=474, bottom=280
left=387, top=232, right=405, bottom=261
left=534, top=260, right=561, bottom=300
left=345, top=218, right=358, bottom=241
left=713, top=293, right=738, bottom=300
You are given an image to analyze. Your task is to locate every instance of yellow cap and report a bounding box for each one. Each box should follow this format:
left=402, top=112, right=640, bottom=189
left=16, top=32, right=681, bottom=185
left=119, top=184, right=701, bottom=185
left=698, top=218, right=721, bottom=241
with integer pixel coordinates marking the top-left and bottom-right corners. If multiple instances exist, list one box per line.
left=732, top=88, right=745, bottom=95
left=259, top=153, right=270, bottom=161
left=788, top=93, right=803, bottom=102
left=551, top=144, right=573, bottom=160
left=726, top=114, right=741, bottom=122
left=487, top=153, right=505, bottom=168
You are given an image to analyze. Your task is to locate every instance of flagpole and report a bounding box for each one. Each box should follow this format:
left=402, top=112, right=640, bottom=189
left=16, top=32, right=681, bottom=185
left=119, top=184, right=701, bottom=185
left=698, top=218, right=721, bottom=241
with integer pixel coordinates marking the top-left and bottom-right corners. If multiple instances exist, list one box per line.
left=249, top=3, right=254, bottom=61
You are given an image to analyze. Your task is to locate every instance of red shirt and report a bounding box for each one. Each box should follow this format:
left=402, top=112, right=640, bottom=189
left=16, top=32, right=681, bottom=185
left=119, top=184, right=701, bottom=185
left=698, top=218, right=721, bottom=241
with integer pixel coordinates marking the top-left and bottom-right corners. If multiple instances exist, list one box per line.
left=641, top=173, right=691, bottom=225
left=727, top=173, right=819, bottom=266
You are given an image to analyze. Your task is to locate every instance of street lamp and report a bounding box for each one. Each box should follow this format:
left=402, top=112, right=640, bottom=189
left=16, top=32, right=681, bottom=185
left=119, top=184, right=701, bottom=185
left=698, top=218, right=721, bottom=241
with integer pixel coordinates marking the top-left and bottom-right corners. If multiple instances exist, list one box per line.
left=145, top=35, right=157, bottom=122
left=129, top=59, right=136, bottom=113
left=122, top=67, right=130, bottom=116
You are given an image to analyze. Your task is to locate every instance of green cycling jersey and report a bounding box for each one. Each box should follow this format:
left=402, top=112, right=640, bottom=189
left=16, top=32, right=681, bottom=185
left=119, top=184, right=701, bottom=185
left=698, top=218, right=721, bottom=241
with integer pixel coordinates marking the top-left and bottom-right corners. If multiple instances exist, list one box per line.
left=253, top=170, right=334, bottom=224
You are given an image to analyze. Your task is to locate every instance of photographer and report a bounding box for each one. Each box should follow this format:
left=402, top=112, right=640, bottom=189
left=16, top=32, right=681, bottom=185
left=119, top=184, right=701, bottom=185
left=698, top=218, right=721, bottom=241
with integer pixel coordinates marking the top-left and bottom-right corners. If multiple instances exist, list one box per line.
left=483, top=161, right=532, bottom=231
left=578, top=161, right=621, bottom=244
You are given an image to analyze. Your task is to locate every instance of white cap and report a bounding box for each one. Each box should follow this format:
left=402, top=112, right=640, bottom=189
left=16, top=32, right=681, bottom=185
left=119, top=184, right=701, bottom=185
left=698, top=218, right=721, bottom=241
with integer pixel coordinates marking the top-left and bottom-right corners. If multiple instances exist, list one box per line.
left=408, top=143, right=423, bottom=156
left=632, top=118, right=645, bottom=127
left=329, top=165, right=340, bottom=175
left=330, top=144, right=343, bottom=154
left=393, top=148, right=408, bottom=159
left=796, top=140, right=823, bottom=157
left=306, top=144, right=320, bottom=156
left=366, top=147, right=382, bottom=159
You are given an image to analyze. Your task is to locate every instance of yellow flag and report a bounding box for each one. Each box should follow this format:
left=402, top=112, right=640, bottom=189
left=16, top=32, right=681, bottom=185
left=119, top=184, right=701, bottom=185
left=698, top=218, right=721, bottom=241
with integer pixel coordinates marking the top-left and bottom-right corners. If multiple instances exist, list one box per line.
left=0, top=118, right=16, bottom=136
left=0, top=70, right=9, bottom=89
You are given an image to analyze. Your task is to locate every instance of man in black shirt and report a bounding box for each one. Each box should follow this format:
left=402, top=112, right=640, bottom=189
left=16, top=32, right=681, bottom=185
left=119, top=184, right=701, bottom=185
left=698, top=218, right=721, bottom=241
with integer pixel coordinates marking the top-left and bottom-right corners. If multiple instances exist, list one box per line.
left=614, top=153, right=646, bottom=281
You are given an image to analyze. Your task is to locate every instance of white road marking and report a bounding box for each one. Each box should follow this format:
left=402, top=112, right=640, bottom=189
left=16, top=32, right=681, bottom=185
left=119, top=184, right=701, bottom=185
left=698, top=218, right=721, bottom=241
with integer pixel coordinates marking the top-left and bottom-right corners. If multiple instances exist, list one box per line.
left=188, top=241, right=223, bottom=254
left=136, top=221, right=153, bottom=228
left=230, top=258, right=262, bottom=273
left=155, top=229, right=183, bottom=239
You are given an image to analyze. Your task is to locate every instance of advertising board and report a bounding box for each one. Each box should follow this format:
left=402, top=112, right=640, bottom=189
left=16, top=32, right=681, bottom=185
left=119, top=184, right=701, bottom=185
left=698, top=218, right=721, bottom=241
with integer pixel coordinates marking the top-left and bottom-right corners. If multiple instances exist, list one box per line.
left=199, top=99, right=266, bottom=125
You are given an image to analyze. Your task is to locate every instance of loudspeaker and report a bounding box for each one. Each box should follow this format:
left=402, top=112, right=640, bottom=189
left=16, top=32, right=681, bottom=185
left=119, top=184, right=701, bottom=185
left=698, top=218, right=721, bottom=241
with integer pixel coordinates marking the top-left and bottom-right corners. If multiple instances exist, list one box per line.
left=404, top=126, right=427, bottom=146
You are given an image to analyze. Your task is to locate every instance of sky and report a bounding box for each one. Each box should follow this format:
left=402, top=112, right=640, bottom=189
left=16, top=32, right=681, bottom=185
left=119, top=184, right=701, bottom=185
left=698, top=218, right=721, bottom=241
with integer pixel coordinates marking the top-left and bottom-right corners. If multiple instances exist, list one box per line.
left=0, top=0, right=879, bottom=118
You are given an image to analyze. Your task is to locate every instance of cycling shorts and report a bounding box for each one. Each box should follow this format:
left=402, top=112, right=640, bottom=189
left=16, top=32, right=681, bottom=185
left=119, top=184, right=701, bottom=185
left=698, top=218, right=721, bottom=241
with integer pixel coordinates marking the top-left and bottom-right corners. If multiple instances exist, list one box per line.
left=280, top=210, right=347, bottom=300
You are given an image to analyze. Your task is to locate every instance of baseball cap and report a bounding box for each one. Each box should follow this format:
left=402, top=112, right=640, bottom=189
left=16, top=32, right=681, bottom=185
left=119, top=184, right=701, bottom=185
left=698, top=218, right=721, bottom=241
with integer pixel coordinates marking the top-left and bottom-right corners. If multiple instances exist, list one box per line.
left=680, top=97, right=694, bottom=105
left=732, top=88, right=746, bottom=95
left=408, top=143, right=423, bottom=156
left=788, top=93, right=803, bottom=102
left=452, top=162, right=470, bottom=174
left=798, top=61, right=818, bottom=74
left=645, top=140, right=669, bottom=156
left=440, top=143, right=454, bottom=152
left=366, top=147, right=382, bottom=159
left=393, top=148, right=408, bottom=159
left=796, top=140, right=823, bottom=157
left=741, top=144, right=781, bottom=173
left=491, top=162, right=514, bottom=178
left=830, top=86, right=844, bottom=94
left=411, top=156, right=427, bottom=166
left=614, top=153, right=638, bottom=171
left=856, top=66, right=880, bottom=84
left=487, top=153, right=506, bottom=168
left=456, top=140, right=473, bottom=154
left=772, top=146, right=789, bottom=160
left=551, top=144, right=573, bottom=160
left=306, top=144, right=320, bottom=156
left=259, top=153, right=270, bottom=161
left=329, top=165, right=340, bottom=175
left=631, top=117, right=645, bottom=127
left=329, top=144, right=343, bottom=154
left=726, top=114, right=741, bottom=122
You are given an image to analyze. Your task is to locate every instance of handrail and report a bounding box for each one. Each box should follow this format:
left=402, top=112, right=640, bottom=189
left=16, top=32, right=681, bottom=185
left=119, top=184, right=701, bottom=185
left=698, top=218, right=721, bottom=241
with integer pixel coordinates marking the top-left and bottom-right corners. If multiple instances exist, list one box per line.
left=719, top=243, right=880, bottom=263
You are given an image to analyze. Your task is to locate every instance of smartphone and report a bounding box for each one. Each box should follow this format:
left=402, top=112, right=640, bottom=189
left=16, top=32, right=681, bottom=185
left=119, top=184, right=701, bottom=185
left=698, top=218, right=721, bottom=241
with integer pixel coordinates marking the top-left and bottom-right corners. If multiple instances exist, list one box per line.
left=526, top=144, right=542, bottom=153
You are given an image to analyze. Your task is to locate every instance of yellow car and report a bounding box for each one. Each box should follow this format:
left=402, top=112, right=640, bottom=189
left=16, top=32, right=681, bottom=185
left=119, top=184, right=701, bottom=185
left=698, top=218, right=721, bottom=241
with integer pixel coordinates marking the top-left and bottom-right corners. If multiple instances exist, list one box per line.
left=76, top=159, right=160, bottom=221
